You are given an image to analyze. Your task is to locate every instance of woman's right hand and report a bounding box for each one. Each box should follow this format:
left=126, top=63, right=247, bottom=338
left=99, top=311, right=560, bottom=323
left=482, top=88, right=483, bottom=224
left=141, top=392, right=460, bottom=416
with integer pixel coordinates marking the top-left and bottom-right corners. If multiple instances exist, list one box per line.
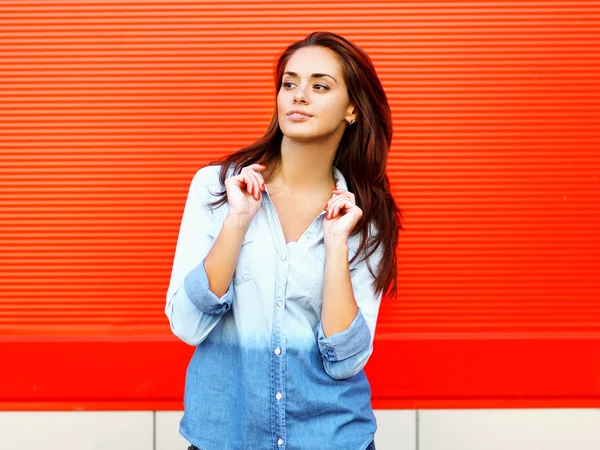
left=224, top=163, right=267, bottom=223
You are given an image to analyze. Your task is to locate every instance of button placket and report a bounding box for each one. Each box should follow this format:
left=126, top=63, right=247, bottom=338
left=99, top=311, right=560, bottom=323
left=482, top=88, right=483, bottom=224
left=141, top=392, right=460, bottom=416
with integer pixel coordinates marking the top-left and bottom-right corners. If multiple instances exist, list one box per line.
left=273, top=254, right=286, bottom=448
left=263, top=192, right=287, bottom=447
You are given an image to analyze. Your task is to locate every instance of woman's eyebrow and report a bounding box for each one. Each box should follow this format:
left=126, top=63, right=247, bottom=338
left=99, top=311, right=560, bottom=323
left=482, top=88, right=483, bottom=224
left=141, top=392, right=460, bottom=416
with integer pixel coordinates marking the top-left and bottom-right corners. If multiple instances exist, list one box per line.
left=283, top=71, right=337, bottom=84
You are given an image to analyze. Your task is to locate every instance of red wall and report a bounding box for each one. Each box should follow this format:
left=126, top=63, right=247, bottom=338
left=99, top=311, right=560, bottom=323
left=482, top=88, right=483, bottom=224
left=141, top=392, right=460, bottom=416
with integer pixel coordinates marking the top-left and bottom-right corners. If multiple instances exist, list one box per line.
left=1, top=1, right=599, bottom=410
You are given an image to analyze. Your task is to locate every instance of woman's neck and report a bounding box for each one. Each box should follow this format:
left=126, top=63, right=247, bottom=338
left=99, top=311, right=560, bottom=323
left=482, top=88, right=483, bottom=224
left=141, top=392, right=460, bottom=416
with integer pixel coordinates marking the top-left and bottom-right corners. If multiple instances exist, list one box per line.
left=271, top=135, right=338, bottom=191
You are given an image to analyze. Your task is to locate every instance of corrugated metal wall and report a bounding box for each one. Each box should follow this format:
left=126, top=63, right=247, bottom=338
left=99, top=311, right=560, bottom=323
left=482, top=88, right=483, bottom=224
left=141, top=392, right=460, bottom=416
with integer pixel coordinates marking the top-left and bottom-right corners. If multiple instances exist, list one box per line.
left=1, top=1, right=599, bottom=410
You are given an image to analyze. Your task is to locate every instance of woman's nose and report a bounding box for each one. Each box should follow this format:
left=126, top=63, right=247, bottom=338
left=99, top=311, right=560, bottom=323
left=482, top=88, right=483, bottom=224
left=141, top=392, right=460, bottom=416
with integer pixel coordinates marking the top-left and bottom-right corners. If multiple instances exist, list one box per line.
left=294, top=95, right=307, bottom=104
left=293, top=84, right=309, bottom=103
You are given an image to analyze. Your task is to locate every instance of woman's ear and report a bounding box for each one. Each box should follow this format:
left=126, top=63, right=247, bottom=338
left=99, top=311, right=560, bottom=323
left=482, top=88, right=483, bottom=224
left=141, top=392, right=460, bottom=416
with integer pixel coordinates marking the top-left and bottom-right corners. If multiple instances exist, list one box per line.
left=345, top=104, right=357, bottom=125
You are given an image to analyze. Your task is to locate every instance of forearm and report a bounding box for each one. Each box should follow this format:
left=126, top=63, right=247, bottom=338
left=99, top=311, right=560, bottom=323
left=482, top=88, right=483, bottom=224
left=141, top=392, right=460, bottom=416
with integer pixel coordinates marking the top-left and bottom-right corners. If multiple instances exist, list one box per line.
left=317, top=190, right=382, bottom=379
left=321, top=240, right=359, bottom=337
left=169, top=215, right=247, bottom=344
left=204, top=213, right=251, bottom=297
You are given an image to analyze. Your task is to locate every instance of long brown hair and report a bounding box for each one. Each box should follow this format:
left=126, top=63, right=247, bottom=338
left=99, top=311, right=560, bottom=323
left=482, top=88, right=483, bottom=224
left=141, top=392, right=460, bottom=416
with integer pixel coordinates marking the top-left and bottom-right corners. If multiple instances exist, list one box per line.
left=206, top=31, right=403, bottom=298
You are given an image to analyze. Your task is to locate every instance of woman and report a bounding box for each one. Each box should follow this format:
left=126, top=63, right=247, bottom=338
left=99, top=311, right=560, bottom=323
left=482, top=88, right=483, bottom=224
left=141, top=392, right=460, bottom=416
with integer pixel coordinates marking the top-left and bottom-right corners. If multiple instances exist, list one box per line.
left=166, top=31, right=401, bottom=450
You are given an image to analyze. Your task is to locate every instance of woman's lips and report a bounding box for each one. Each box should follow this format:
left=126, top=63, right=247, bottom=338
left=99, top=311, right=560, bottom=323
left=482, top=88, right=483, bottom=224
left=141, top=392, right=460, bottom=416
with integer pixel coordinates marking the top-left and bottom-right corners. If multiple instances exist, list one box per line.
left=287, top=113, right=313, bottom=121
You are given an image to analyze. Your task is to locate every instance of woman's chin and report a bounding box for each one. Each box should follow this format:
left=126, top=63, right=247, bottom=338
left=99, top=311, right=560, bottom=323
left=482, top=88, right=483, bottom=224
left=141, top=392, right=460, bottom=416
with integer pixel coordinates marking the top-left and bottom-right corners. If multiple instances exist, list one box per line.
left=280, top=128, right=321, bottom=142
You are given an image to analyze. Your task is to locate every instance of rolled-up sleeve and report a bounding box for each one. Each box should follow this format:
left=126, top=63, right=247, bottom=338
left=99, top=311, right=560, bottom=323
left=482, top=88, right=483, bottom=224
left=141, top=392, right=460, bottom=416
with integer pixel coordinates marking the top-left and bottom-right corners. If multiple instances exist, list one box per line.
left=317, top=309, right=370, bottom=361
left=165, top=165, right=233, bottom=346
left=316, top=241, right=384, bottom=380
left=184, top=258, right=233, bottom=316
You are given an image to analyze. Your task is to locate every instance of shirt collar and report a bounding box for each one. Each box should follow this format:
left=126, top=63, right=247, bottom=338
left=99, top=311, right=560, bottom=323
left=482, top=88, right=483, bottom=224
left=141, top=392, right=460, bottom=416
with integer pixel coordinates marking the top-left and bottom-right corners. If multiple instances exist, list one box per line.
left=332, top=166, right=348, bottom=190
left=229, top=162, right=348, bottom=190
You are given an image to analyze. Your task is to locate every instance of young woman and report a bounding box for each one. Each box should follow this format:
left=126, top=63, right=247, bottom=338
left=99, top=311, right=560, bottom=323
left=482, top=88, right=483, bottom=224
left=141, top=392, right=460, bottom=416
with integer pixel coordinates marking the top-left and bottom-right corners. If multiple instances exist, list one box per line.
left=166, top=31, right=401, bottom=450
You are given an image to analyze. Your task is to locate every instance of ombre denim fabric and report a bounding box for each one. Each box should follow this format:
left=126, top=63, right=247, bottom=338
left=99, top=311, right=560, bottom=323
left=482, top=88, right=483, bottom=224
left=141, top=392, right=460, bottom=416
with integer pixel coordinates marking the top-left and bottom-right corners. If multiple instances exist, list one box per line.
left=189, top=440, right=375, bottom=450
left=166, top=164, right=384, bottom=450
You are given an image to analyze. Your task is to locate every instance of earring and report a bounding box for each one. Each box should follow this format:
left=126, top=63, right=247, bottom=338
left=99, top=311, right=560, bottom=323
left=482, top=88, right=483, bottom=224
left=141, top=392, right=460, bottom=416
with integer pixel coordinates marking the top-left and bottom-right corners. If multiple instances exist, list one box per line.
left=349, top=119, right=355, bottom=125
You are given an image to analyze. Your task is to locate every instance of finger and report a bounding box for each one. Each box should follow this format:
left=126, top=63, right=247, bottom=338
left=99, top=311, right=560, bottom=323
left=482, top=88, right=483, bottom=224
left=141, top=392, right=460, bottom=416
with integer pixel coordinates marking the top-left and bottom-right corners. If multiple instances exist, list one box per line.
left=327, top=193, right=351, bottom=212
left=337, top=198, right=358, bottom=219
left=324, top=194, right=339, bottom=213
left=326, top=196, right=347, bottom=219
left=331, top=188, right=354, bottom=200
left=331, top=198, right=347, bottom=219
left=245, top=171, right=263, bottom=199
left=240, top=173, right=259, bottom=199
left=255, top=171, right=266, bottom=190
left=244, top=163, right=266, bottom=173
left=324, top=194, right=345, bottom=216
left=331, top=199, right=356, bottom=220
left=242, top=165, right=266, bottom=191
left=246, top=170, right=264, bottom=193
left=326, top=191, right=349, bottom=204
left=234, top=173, right=251, bottom=194
left=332, top=188, right=355, bottom=204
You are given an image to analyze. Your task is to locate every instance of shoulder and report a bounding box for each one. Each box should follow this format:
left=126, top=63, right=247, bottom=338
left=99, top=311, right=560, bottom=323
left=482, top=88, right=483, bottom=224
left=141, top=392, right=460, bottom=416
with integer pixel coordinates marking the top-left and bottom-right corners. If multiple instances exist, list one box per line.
left=189, top=163, right=234, bottom=218
left=192, top=163, right=223, bottom=188
left=191, top=163, right=236, bottom=199
left=192, top=163, right=239, bottom=187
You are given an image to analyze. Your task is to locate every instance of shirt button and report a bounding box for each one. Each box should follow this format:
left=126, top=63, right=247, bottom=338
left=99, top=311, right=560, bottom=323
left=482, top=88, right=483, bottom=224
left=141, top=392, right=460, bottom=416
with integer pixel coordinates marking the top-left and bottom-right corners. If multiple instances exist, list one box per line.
left=277, top=300, right=282, bottom=307
left=280, top=253, right=287, bottom=261
left=276, top=392, right=282, bottom=400
left=278, top=438, right=284, bottom=446
left=274, top=347, right=281, bottom=355
left=305, top=231, right=312, bottom=238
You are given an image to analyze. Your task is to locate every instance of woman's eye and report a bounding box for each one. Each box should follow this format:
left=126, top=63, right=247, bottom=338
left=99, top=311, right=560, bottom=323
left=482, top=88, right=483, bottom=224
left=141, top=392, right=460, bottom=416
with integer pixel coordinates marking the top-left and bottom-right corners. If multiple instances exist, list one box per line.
left=282, top=82, right=329, bottom=91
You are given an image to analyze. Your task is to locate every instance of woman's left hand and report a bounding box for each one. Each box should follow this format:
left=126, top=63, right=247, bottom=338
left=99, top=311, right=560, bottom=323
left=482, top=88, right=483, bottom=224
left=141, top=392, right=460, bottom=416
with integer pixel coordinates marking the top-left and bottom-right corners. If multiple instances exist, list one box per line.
left=323, top=188, right=363, bottom=245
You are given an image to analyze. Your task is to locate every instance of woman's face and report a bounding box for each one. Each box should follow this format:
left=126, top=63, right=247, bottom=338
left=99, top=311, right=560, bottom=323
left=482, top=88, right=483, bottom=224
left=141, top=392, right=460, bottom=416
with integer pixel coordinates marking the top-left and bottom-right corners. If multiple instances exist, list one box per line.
left=277, top=46, right=356, bottom=142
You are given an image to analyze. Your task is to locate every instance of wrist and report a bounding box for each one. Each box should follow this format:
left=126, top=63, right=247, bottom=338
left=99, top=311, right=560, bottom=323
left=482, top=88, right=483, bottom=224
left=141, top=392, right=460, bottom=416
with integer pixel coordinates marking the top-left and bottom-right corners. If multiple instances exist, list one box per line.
left=224, top=212, right=253, bottom=231
left=324, top=239, right=349, bottom=257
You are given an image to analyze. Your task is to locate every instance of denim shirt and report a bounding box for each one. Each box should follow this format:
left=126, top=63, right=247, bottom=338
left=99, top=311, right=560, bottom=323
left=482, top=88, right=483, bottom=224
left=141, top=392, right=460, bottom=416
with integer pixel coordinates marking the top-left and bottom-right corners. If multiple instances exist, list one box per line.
left=165, top=163, right=384, bottom=450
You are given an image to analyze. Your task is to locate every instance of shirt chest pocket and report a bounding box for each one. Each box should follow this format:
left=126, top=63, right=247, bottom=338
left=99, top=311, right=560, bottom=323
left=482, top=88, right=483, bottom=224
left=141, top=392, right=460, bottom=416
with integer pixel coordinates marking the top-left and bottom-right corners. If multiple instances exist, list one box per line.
left=206, top=219, right=256, bottom=287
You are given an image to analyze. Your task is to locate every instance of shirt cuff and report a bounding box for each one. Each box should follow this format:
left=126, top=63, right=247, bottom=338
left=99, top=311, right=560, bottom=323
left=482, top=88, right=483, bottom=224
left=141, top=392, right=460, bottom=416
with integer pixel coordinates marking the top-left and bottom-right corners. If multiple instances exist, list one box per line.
left=183, top=258, right=234, bottom=316
left=317, top=309, right=371, bottom=362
